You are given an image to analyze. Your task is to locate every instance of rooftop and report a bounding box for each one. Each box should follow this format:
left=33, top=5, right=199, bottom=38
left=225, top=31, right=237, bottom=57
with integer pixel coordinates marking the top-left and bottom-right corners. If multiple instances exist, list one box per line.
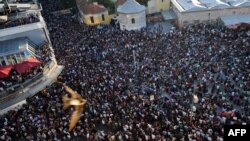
left=220, top=13, right=250, bottom=26
left=0, top=0, right=40, bottom=12
left=117, top=0, right=146, bottom=14
left=0, top=0, right=41, bottom=29
left=172, top=0, right=250, bottom=12
left=76, top=0, right=107, bottom=15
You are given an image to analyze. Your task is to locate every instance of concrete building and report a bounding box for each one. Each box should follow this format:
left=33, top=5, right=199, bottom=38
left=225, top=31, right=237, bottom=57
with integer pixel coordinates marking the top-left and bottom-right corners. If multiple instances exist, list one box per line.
left=76, top=0, right=112, bottom=25
left=0, top=0, right=63, bottom=111
left=117, top=0, right=146, bottom=30
left=115, top=0, right=171, bottom=14
left=171, top=0, right=250, bottom=28
left=0, top=1, right=51, bottom=45
left=0, top=0, right=56, bottom=64
left=147, top=0, right=171, bottom=14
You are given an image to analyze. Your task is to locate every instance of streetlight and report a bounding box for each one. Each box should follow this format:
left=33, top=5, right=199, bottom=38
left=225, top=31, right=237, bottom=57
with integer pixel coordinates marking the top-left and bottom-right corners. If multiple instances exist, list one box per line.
left=190, top=94, right=199, bottom=121
left=132, top=45, right=137, bottom=72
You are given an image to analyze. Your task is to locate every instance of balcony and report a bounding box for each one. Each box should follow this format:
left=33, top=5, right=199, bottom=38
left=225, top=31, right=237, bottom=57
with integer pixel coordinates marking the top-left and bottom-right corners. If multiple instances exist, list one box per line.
left=0, top=14, right=48, bottom=45
left=0, top=60, right=64, bottom=113
left=0, top=14, right=45, bottom=36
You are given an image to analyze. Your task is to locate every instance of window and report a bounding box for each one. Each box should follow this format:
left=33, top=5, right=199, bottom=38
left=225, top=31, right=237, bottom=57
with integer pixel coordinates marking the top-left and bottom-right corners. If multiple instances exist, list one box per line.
left=102, top=14, right=105, bottom=21
left=15, top=53, right=23, bottom=63
left=131, top=18, right=135, bottom=24
left=90, top=16, right=94, bottom=23
left=20, top=52, right=26, bottom=59
left=23, top=51, right=32, bottom=58
left=6, top=55, right=17, bottom=65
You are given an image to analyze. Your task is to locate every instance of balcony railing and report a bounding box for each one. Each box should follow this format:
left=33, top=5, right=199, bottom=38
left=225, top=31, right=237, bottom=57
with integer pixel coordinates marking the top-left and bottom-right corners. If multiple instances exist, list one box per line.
left=0, top=15, right=40, bottom=29
left=0, top=60, right=54, bottom=100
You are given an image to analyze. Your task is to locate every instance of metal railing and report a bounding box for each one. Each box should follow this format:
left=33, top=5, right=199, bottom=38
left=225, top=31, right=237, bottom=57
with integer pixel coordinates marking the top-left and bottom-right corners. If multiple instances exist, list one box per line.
left=0, top=72, right=43, bottom=99
left=0, top=60, right=54, bottom=103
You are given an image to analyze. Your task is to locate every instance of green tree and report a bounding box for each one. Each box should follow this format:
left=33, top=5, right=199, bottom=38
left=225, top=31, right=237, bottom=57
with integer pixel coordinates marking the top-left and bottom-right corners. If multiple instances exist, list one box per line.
left=91, top=0, right=116, bottom=14
left=136, top=0, right=150, bottom=6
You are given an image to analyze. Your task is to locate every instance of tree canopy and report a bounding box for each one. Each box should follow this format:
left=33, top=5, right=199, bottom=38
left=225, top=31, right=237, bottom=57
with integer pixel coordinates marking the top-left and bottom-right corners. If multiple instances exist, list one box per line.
left=90, top=0, right=116, bottom=14
left=136, top=0, right=150, bottom=6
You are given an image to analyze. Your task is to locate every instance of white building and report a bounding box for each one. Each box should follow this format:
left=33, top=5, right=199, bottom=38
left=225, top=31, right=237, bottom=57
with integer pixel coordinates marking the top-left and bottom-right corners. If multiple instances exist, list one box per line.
left=0, top=0, right=63, bottom=112
left=147, top=0, right=171, bottom=14
left=117, top=0, right=146, bottom=30
left=0, top=2, right=50, bottom=45
left=171, top=0, right=250, bottom=28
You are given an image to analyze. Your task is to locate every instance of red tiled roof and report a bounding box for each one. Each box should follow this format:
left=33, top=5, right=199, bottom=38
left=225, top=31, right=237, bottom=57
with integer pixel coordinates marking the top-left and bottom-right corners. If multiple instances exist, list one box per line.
left=76, top=0, right=107, bottom=14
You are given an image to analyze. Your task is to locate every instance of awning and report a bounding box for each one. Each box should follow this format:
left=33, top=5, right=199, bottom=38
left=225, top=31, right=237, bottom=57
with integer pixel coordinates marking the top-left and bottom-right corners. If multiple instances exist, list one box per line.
left=0, top=65, right=13, bottom=79
left=14, top=62, right=32, bottom=74
left=161, top=9, right=177, bottom=21
left=23, top=57, right=42, bottom=68
left=14, top=57, right=41, bottom=74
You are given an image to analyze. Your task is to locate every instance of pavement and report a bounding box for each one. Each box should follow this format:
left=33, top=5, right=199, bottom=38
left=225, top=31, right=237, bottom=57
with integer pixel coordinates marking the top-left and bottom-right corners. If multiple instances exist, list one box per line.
left=147, top=21, right=175, bottom=33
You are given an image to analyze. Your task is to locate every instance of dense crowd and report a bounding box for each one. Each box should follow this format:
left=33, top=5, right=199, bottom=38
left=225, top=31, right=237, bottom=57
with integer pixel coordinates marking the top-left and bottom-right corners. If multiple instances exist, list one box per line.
left=0, top=0, right=250, bottom=140
left=0, top=67, right=43, bottom=93
left=0, top=14, right=39, bottom=29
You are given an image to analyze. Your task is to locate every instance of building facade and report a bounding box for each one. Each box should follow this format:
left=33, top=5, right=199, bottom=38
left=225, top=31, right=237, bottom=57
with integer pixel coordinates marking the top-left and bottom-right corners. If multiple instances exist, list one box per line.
left=171, top=0, right=250, bottom=28
left=117, top=0, right=146, bottom=30
left=0, top=0, right=63, bottom=103
left=147, top=0, right=170, bottom=14
left=0, top=0, right=57, bottom=65
left=76, top=0, right=112, bottom=25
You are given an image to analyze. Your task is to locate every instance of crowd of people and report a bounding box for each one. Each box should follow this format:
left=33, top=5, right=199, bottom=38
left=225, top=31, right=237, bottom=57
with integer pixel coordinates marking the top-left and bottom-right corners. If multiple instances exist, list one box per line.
left=0, top=66, right=43, bottom=93
left=0, top=43, right=52, bottom=93
left=0, top=0, right=249, bottom=140
left=0, top=14, right=40, bottom=29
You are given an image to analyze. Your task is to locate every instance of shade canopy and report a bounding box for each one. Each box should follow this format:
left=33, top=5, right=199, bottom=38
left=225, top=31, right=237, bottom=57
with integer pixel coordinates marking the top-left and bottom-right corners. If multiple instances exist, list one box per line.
left=24, top=57, right=42, bottom=68
left=14, top=57, right=41, bottom=74
left=0, top=65, right=13, bottom=79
